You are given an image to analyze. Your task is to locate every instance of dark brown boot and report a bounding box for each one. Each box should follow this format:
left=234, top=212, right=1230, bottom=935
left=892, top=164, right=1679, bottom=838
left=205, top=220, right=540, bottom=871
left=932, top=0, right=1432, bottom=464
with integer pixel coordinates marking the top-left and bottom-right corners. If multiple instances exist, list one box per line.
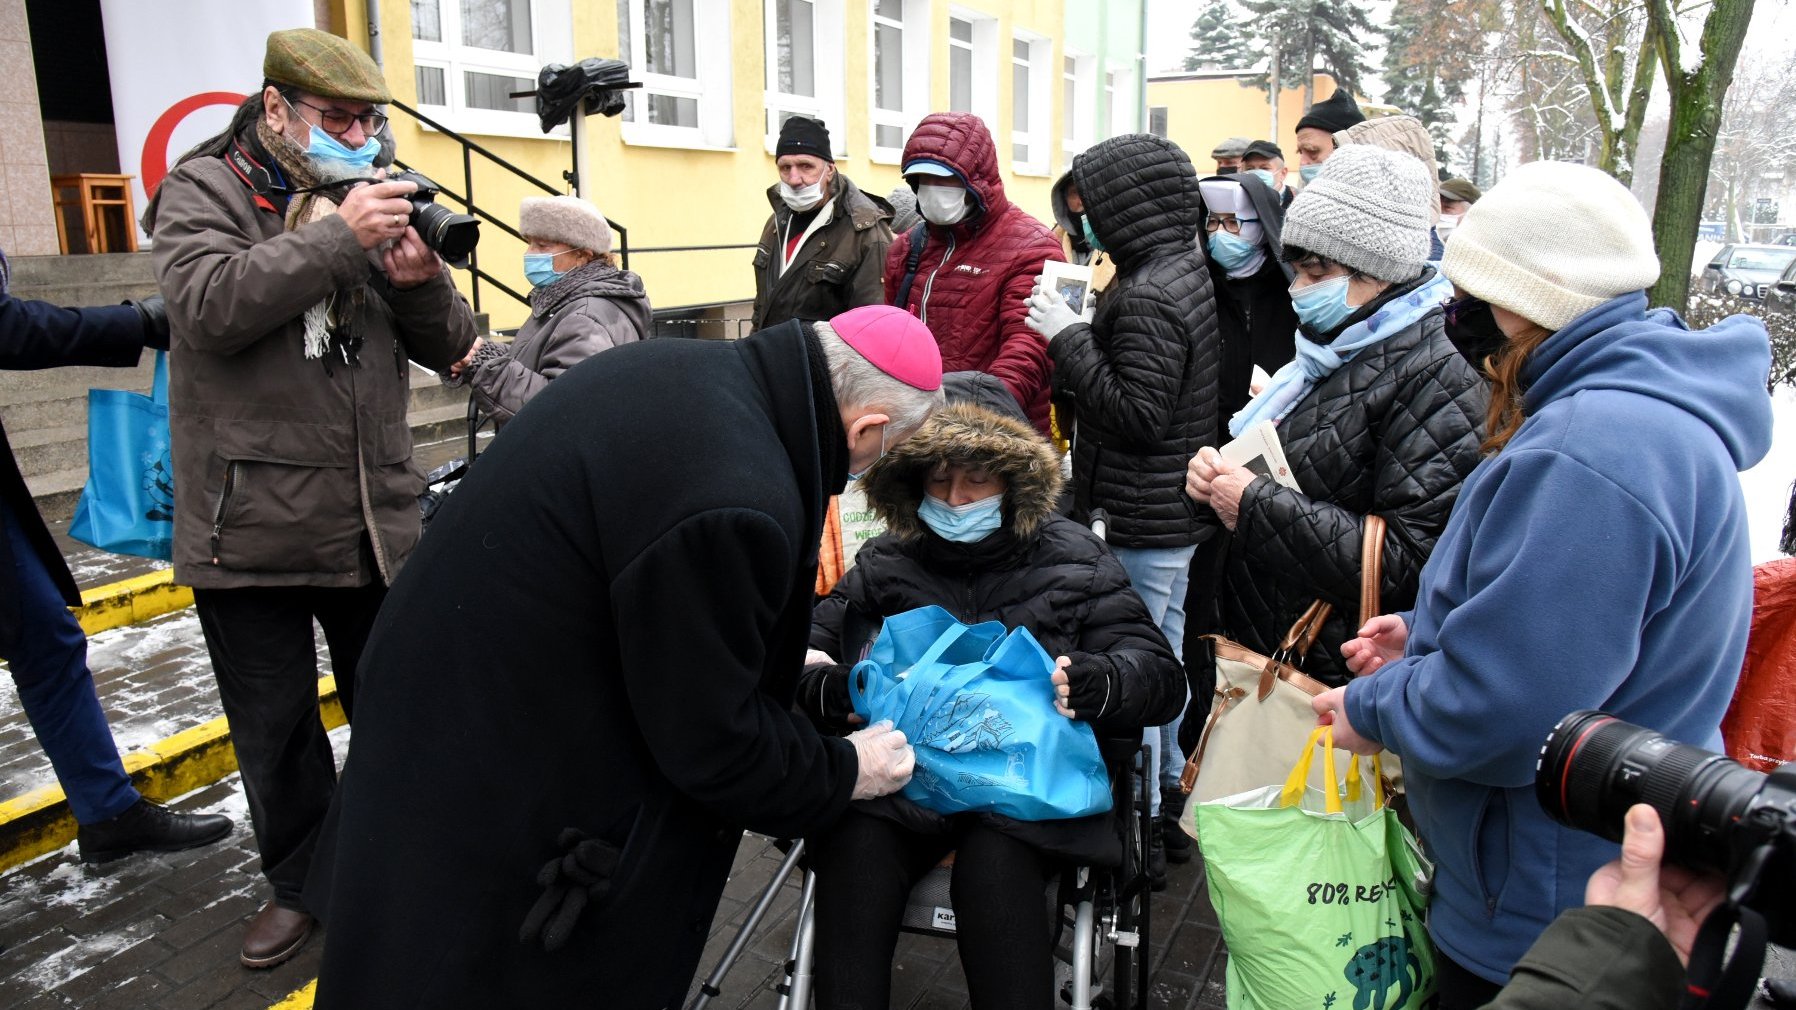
left=240, top=900, right=314, bottom=969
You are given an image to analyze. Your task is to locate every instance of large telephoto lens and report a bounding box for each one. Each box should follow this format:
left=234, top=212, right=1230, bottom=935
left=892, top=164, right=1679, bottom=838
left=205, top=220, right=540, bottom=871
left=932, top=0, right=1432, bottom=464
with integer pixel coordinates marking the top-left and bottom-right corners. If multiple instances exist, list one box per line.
left=1537, top=710, right=1768, bottom=875
left=411, top=201, right=480, bottom=264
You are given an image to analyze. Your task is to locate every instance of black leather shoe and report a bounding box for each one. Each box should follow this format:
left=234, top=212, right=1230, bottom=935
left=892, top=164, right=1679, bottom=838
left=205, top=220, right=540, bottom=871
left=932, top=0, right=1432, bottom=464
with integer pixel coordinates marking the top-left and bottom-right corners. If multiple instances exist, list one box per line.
left=1160, top=814, right=1193, bottom=864
left=1147, top=824, right=1168, bottom=892
left=77, top=798, right=232, bottom=864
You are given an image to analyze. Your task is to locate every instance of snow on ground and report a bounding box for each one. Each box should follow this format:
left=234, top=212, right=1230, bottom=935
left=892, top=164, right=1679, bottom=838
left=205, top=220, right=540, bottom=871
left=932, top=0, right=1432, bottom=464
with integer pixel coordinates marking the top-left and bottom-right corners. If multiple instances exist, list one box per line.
left=1743, top=385, right=1796, bottom=564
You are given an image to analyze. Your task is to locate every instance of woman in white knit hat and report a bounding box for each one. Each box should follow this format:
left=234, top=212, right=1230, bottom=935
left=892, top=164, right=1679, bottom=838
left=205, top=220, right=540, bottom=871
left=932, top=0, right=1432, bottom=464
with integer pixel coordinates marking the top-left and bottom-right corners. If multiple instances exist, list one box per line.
left=450, top=195, right=651, bottom=429
left=1182, top=143, right=1487, bottom=693
left=1311, top=161, right=1775, bottom=1007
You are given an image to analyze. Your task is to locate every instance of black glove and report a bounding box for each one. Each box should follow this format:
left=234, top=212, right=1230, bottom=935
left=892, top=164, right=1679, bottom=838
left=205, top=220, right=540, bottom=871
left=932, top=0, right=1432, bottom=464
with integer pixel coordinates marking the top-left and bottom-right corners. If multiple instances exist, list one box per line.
left=1061, top=654, right=1117, bottom=721
left=127, top=295, right=169, bottom=351
left=518, top=827, right=622, bottom=952
left=802, top=663, right=858, bottom=734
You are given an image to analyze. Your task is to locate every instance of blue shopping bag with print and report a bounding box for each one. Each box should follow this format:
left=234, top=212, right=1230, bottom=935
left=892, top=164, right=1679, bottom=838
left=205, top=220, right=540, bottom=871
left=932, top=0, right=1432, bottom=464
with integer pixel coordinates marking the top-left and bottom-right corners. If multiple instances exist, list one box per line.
left=69, top=351, right=175, bottom=560
left=850, top=605, right=1111, bottom=821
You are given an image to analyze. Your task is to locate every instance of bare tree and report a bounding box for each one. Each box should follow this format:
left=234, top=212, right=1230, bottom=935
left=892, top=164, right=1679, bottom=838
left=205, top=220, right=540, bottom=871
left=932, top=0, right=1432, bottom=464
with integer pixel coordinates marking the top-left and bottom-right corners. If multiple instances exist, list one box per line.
left=1535, top=0, right=1660, bottom=185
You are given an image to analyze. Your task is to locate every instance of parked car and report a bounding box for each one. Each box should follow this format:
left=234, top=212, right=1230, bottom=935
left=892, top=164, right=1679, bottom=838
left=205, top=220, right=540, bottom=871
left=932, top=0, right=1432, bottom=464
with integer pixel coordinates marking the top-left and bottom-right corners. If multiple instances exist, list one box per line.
left=1765, top=257, right=1796, bottom=318
left=1701, top=244, right=1796, bottom=301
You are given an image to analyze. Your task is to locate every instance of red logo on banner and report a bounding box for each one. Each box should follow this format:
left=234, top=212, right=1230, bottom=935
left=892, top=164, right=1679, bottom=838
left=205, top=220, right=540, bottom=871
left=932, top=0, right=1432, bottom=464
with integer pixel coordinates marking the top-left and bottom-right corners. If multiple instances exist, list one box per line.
left=141, top=91, right=247, bottom=195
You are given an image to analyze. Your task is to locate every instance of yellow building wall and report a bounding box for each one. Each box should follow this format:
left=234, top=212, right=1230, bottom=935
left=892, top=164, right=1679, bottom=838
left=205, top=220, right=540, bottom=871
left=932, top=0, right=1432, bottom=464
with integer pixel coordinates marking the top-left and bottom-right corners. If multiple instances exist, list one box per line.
left=1146, top=73, right=1339, bottom=174
left=331, top=0, right=1072, bottom=332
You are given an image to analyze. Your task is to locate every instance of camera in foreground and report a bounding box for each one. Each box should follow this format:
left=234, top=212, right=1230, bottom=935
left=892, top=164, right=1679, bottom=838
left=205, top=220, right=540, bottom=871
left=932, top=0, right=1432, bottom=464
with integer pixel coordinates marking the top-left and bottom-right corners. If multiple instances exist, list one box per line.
left=388, top=170, right=480, bottom=266
left=1536, top=710, right=1795, bottom=943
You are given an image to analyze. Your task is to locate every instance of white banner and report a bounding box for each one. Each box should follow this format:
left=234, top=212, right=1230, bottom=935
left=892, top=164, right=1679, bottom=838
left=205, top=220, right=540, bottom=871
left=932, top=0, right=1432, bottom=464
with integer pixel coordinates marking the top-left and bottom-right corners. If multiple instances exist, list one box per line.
left=100, top=0, right=319, bottom=244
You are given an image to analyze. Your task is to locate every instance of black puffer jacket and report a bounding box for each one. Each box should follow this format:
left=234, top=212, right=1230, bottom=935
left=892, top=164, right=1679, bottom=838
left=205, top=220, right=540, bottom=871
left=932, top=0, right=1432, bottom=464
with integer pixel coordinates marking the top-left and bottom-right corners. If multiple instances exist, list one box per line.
left=803, top=404, right=1184, bottom=864
left=1205, top=270, right=1487, bottom=694
left=1049, top=134, right=1221, bottom=549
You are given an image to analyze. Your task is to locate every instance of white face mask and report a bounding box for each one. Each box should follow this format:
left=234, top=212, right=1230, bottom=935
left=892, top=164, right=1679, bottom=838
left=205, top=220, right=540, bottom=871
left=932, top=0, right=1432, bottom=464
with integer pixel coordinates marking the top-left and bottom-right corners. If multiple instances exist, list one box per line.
left=1436, top=212, right=1463, bottom=241
left=779, top=179, right=825, bottom=212
left=917, top=185, right=970, bottom=226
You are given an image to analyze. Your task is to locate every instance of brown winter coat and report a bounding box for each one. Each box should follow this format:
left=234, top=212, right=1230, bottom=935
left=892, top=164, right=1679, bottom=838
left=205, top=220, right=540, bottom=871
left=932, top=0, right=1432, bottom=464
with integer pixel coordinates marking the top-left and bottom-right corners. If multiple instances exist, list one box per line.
left=751, top=172, right=893, bottom=331
left=150, top=156, right=478, bottom=590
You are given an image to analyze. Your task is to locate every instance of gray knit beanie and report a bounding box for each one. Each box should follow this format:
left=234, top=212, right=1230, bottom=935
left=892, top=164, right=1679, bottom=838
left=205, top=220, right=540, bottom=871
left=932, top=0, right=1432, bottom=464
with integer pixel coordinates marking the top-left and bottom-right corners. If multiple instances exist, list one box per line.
left=519, top=195, right=612, bottom=255
left=1282, top=144, right=1432, bottom=283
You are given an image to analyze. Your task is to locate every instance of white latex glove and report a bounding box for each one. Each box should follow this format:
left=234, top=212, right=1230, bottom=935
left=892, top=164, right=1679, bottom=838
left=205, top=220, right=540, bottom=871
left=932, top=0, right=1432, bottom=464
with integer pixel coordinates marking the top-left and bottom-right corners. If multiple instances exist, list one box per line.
left=846, top=720, right=915, bottom=800
left=804, top=649, right=836, bottom=668
left=1025, top=286, right=1083, bottom=343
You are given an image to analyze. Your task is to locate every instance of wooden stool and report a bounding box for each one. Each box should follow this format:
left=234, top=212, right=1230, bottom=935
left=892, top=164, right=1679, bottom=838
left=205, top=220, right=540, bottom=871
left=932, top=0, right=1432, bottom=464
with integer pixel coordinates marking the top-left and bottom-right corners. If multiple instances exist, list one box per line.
left=51, top=173, right=139, bottom=254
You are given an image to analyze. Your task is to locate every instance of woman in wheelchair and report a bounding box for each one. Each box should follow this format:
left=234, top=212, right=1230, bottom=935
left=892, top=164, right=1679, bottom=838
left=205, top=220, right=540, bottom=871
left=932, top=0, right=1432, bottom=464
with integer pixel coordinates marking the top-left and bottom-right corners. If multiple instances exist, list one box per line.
left=798, top=399, right=1186, bottom=1010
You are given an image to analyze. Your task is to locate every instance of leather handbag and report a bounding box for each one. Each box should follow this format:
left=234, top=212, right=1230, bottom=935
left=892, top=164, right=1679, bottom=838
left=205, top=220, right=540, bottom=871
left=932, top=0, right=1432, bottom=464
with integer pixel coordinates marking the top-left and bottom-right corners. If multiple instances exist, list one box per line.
left=1177, top=515, right=1388, bottom=817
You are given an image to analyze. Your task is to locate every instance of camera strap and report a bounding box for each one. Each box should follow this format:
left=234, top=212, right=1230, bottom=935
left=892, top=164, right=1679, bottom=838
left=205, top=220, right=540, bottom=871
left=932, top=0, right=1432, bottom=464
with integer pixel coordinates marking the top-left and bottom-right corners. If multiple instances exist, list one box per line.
left=1679, top=898, right=1767, bottom=1010
left=224, top=140, right=382, bottom=214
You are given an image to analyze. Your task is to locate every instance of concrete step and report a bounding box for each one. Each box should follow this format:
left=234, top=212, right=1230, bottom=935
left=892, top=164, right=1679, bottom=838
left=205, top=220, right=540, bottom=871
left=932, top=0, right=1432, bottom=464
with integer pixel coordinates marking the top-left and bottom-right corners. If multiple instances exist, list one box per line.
left=9, top=252, right=156, bottom=288
left=0, top=356, right=155, bottom=407
left=7, top=422, right=86, bottom=478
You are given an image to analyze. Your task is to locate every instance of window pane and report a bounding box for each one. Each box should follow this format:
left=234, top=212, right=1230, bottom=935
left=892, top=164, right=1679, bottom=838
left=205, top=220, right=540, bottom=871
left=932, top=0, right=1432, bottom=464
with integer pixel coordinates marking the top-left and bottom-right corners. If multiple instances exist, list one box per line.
left=1014, top=142, right=1028, bottom=163
left=874, top=22, right=902, bottom=112
left=643, top=0, right=697, bottom=79
left=876, top=123, right=904, bottom=149
left=412, top=0, right=441, bottom=42
left=1063, top=76, right=1075, bottom=142
left=776, top=0, right=815, bottom=97
left=875, top=0, right=903, bottom=21
left=647, top=93, right=700, bottom=128
left=950, top=46, right=971, bottom=113
left=464, top=71, right=535, bottom=112
left=415, top=65, right=447, bottom=104
left=950, top=17, right=972, bottom=43
left=618, top=0, right=634, bottom=122
left=1013, top=62, right=1029, bottom=135
left=1013, top=38, right=1030, bottom=61
left=1149, top=107, right=1168, bottom=138
left=460, top=0, right=532, bottom=54
left=1064, top=55, right=1074, bottom=76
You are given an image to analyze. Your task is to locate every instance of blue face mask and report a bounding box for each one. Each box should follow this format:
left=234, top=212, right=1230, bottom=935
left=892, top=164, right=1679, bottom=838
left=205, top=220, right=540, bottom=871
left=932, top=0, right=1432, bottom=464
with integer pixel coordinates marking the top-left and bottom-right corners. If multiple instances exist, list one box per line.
left=918, top=493, right=1005, bottom=543
left=1299, top=163, right=1321, bottom=184
left=1246, top=168, right=1279, bottom=192
left=1207, top=230, right=1258, bottom=272
left=1290, top=274, right=1357, bottom=334
left=1081, top=217, right=1106, bottom=253
left=304, top=123, right=379, bottom=170
left=523, top=251, right=567, bottom=288
left=846, top=425, right=887, bottom=482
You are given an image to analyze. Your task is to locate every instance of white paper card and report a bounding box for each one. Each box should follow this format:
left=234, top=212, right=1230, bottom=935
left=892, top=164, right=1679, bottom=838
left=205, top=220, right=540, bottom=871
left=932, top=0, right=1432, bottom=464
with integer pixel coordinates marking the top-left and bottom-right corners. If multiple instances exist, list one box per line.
left=1040, top=261, right=1098, bottom=322
left=1220, top=420, right=1301, bottom=491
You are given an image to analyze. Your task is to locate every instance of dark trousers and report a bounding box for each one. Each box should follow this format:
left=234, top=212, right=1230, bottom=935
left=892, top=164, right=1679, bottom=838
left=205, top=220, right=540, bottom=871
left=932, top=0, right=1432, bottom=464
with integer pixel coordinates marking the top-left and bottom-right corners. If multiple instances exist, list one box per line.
left=192, top=582, right=383, bottom=910
left=1435, top=950, right=1505, bottom=1010
left=809, top=809, right=1056, bottom=1010
left=0, top=500, right=139, bottom=825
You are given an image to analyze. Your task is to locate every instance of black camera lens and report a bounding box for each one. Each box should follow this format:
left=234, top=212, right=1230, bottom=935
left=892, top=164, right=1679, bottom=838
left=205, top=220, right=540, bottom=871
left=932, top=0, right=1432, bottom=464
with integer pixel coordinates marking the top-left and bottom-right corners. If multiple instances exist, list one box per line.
left=1537, top=711, right=1771, bottom=874
left=410, top=200, right=480, bottom=263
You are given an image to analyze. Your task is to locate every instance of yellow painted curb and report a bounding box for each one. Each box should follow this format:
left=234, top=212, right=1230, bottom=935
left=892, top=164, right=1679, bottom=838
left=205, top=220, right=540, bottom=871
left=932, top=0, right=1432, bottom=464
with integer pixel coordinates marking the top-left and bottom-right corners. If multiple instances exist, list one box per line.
left=0, top=675, right=345, bottom=874
left=269, top=980, right=316, bottom=1009
left=73, top=569, right=193, bottom=635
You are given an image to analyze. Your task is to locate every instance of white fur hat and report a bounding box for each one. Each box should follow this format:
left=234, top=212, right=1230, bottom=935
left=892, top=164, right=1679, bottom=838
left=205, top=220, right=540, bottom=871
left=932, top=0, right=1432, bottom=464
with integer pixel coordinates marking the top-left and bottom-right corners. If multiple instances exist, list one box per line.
left=1441, top=161, right=1660, bottom=331
left=520, top=195, right=612, bottom=255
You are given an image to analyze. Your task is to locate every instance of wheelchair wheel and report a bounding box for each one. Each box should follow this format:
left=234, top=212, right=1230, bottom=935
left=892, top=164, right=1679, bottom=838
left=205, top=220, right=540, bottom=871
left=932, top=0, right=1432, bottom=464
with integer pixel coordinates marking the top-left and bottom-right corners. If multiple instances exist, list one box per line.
left=1109, top=745, right=1154, bottom=1010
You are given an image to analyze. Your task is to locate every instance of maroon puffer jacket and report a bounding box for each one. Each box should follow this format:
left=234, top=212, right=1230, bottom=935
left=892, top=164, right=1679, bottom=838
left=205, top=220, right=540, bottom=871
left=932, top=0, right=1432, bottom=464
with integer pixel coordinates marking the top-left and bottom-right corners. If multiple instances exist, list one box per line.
left=883, top=113, right=1064, bottom=434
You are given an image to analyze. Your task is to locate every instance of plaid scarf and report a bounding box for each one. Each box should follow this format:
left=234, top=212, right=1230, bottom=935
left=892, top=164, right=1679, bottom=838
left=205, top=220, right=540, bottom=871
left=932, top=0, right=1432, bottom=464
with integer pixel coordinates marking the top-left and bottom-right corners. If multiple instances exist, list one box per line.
left=254, top=121, right=369, bottom=364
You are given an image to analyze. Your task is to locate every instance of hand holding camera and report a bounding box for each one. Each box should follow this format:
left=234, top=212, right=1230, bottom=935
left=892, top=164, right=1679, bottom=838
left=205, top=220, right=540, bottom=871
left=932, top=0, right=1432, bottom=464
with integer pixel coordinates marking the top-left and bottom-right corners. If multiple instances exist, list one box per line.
left=338, top=179, right=419, bottom=251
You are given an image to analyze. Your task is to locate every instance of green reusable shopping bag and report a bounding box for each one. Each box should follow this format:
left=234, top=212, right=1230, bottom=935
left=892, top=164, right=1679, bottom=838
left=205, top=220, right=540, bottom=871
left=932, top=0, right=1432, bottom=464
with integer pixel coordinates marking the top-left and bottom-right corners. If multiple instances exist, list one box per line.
left=1195, top=727, right=1435, bottom=1010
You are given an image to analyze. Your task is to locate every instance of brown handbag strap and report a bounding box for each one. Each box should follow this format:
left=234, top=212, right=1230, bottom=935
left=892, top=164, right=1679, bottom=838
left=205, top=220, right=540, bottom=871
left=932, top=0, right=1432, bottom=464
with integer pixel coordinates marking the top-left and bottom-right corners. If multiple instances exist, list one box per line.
left=1359, top=514, right=1387, bottom=628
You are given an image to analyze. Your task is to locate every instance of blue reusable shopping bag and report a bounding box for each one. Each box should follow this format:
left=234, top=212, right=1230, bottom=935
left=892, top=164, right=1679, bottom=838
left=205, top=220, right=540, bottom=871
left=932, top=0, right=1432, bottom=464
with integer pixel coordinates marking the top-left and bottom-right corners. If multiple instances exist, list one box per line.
left=850, top=605, right=1112, bottom=821
left=69, top=351, right=175, bottom=560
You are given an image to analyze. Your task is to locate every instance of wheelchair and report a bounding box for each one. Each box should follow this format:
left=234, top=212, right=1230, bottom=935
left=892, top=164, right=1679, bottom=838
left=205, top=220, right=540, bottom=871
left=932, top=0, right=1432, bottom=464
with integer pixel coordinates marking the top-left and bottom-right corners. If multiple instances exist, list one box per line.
left=688, top=745, right=1154, bottom=1010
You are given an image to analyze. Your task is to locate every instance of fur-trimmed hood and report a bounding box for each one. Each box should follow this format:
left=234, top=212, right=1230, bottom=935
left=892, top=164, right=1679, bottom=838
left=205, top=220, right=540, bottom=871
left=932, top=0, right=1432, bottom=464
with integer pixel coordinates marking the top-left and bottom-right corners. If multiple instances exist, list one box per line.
left=862, top=403, right=1063, bottom=541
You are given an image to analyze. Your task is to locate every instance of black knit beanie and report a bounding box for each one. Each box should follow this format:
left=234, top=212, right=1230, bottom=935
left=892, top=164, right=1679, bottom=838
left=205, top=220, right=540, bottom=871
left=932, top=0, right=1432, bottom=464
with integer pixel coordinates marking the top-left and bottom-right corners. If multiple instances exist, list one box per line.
left=1294, top=90, right=1365, bottom=136
left=777, top=116, right=834, bottom=162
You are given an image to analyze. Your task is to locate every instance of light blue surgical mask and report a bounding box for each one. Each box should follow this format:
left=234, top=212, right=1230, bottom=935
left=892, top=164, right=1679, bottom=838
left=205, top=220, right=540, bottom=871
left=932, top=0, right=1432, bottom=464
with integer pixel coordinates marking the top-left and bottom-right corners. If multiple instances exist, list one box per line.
left=1246, top=168, right=1279, bottom=192
left=918, top=493, right=1005, bottom=543
left=303, top=123, right=379, bottom=170
left=1299, top=163, right=1322, bottom=184
left=846, top=425, right=887, bottom=482
left=523, top=250, right=568, bottom=288
left=1290, top=274, right=1357, bottom=334
left=1207, top=230, right=1258, bottom=272
left=1081, top=217, right=1106, bottom=253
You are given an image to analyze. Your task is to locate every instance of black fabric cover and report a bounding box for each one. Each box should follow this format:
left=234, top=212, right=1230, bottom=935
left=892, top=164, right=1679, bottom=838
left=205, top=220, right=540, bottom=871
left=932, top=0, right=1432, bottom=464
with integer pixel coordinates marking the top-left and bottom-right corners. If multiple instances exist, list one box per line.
left=533, top=59, right=634, bottom=132
left=1050, top=133, right=1222, bottom=549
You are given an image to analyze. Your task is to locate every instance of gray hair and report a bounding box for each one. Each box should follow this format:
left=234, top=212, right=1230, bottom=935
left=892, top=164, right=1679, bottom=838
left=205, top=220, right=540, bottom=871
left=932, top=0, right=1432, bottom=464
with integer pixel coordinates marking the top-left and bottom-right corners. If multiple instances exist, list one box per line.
left=814, top=320, right=944, bottom=437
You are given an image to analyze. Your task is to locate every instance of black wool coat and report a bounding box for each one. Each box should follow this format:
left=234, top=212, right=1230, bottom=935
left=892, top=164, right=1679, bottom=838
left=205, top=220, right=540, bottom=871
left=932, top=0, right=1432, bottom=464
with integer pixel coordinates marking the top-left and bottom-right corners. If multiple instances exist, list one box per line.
left=1050, top=134, right=1222, bottom=549
left=0, top=293, right=147, bottom=650
left=306, top=321, right=860, bottom=1010
left=1200, top=272, right=1488, bottom=699
left=1200, top=172, right=1299, bottom=423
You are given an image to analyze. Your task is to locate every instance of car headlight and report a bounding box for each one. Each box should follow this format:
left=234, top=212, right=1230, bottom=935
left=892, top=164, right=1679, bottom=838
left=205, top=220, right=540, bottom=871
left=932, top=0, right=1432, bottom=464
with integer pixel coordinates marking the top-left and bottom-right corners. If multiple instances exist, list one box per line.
left=1744, top=283, right=1759, bottom=298
left=1726, top=279, right=1743, bottom=294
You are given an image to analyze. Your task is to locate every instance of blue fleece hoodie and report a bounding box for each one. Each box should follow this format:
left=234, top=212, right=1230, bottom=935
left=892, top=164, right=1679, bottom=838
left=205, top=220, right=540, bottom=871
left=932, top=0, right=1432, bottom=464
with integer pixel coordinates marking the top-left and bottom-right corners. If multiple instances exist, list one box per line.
left=1344, top=292, right=1773, bottom=984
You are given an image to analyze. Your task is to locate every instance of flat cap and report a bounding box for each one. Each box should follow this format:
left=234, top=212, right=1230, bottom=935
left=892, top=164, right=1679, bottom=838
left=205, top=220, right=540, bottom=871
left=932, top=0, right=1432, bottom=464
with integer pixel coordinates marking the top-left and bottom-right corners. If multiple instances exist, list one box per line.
left=1242, top=139, right=1284, bottom=161
left=1211, top=136, right=1252, bottom=159
left=264, top=28, right=391, bottom=104
left=1438, top=177, right=1483, bottom=204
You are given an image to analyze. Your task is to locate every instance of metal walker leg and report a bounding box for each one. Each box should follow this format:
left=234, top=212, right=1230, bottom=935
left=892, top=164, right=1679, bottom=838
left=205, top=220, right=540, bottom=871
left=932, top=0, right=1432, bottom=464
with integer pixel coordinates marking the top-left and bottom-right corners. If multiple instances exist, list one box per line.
left=688, top=840, right=806, bottom=1010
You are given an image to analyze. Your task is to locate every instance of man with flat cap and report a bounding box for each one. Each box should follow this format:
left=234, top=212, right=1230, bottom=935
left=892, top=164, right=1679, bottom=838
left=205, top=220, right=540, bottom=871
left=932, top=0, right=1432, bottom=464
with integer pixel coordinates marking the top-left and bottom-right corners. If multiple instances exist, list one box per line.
left=1210, top=136, right=1251, bottom=174
left=751, top=115, right=894, bottom=331
left=140, top=27, right=477, bottom=968
left=305, top=306, right=940, bottom=1008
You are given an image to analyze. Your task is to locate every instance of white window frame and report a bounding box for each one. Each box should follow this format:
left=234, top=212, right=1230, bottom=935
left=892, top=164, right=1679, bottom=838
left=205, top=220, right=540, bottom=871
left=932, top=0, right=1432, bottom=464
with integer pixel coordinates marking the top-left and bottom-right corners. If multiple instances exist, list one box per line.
left=867, top=0, right=930, bottom=164
left=1010, top=32, right=1051, bottom=176
left=763, top=0, right=847, bottom=157
left=1062, top=50, right=1095, bottom=166
left=411, top=0, right=573, bottom=139
left=945, top=8, right=997, bottom=129
left=1105, top=66, right=1138, bottom=137
left=617, top=0, right=735, bottom=150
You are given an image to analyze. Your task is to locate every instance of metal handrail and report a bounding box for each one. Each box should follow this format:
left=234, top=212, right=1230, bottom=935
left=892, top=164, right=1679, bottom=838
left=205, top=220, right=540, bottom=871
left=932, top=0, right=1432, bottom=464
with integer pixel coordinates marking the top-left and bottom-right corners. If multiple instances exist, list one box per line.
left=390, top=100, right=560, bottom=195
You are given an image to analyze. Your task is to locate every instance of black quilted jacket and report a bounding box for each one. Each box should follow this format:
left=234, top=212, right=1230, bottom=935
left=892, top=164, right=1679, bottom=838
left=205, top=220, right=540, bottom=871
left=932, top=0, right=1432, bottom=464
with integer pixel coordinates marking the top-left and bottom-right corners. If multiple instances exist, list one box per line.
left=1050, top=134, right=1222, bottom=549
left=1214, top=276, right=1487, bottom=686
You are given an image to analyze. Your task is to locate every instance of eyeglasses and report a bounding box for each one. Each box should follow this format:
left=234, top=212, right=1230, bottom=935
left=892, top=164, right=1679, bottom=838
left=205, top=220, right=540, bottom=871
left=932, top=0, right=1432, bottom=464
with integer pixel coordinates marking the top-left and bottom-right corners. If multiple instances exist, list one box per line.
left=283, top=95, right=388, bottom=136
left=1204, top=216, right=1243, bottom=234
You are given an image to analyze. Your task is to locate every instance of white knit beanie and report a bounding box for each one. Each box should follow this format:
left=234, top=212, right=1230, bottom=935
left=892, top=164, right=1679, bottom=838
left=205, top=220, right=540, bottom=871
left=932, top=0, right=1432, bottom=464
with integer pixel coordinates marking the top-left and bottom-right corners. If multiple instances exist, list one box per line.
left=1281, top=144, right=1433, bottom=284
left=519, top=195, right=612, bottom=255
left=1441, top=161, right=1659, bottom=331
